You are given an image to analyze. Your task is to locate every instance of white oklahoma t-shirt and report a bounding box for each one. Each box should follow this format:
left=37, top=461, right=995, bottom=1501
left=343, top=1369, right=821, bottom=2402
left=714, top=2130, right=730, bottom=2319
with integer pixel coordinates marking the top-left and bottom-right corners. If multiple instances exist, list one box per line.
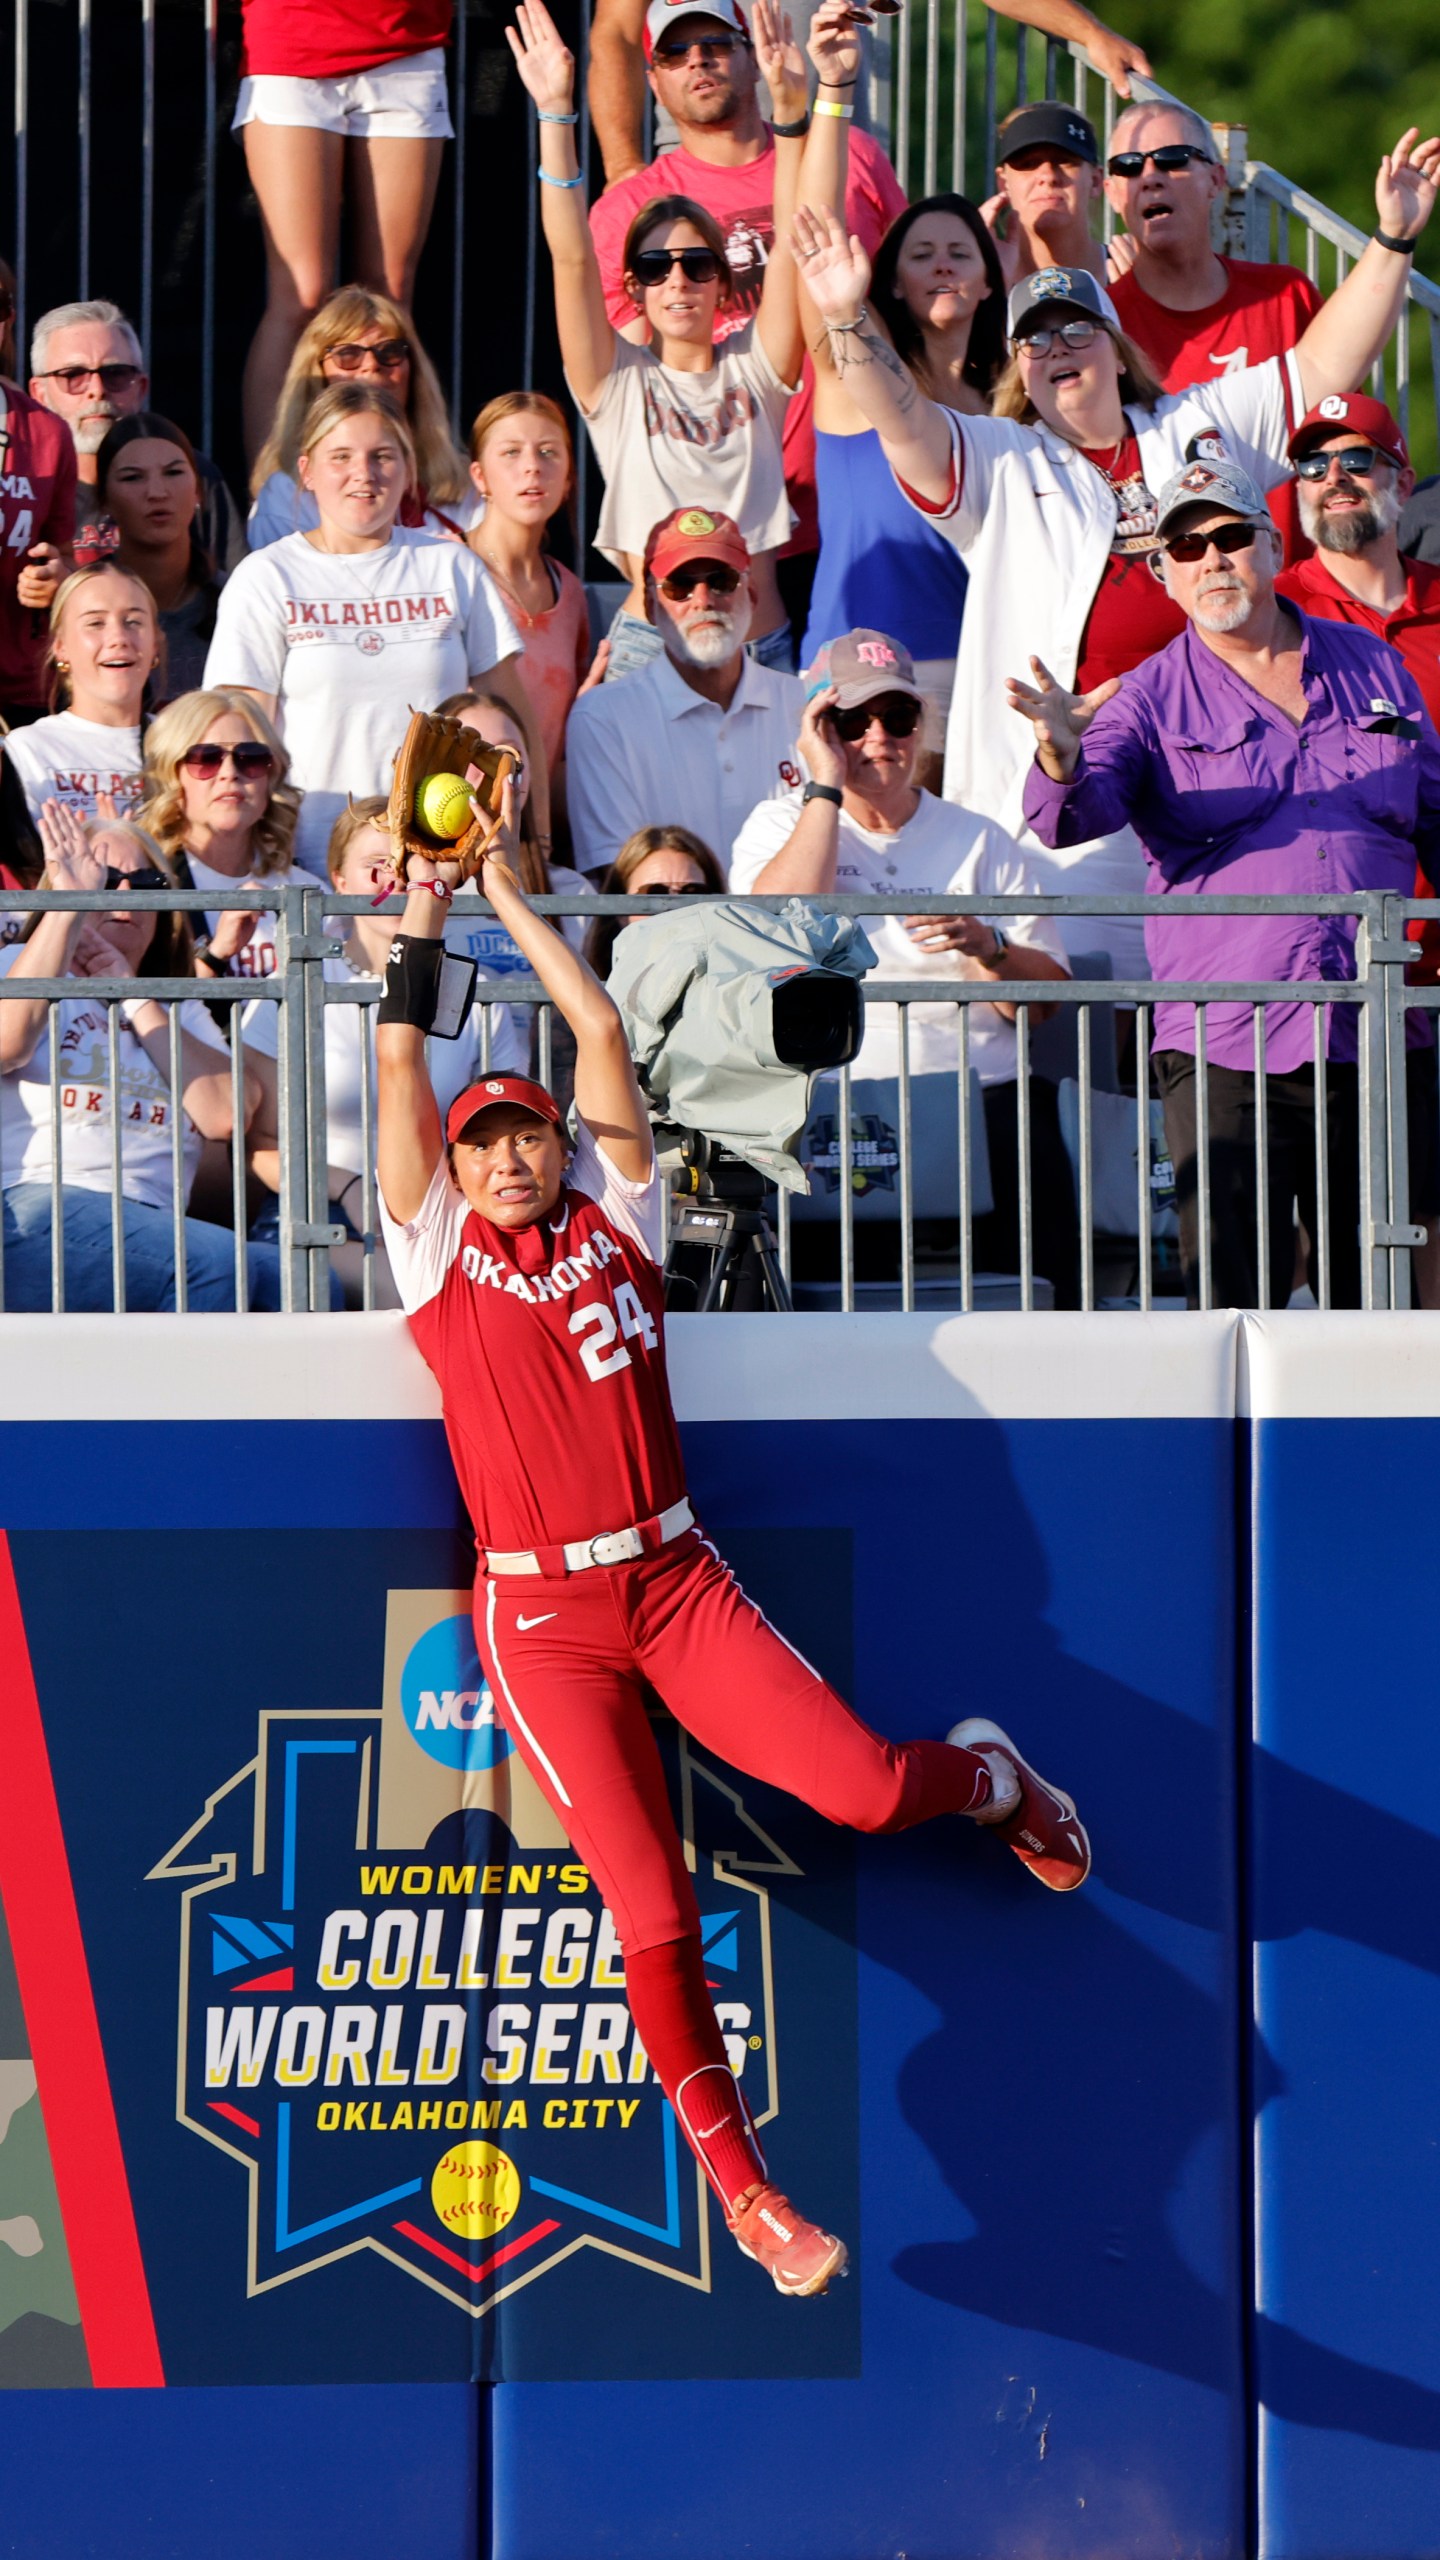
left=4, top=713, right=145, bottom=823
left=202, top=527, right=521, bottom=867
left=729, top=787, right=1069, bottom=1082
left=0, top=952, right=228, bottom=1208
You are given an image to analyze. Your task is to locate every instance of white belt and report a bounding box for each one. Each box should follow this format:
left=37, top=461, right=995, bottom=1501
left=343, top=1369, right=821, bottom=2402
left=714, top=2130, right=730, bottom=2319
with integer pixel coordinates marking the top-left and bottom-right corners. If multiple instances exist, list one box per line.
left=485, top=1496, right=694, bottom=1577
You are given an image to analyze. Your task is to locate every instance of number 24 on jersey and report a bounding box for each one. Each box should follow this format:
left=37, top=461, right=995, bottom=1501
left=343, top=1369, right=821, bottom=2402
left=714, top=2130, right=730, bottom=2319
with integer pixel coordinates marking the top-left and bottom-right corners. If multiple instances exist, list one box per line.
left=568, top=1285, right=657, bottom=1382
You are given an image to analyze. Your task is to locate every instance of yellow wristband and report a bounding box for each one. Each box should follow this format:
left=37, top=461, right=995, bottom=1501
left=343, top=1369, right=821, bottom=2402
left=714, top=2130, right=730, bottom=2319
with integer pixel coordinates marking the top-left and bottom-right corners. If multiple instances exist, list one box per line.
left=814, top=100, right=854, bottom=119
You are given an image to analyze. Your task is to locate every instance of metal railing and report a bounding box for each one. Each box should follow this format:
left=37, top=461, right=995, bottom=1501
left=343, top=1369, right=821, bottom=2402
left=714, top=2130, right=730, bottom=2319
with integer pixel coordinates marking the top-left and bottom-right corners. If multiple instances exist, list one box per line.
left=4, top=884, right=1439, bottom=1318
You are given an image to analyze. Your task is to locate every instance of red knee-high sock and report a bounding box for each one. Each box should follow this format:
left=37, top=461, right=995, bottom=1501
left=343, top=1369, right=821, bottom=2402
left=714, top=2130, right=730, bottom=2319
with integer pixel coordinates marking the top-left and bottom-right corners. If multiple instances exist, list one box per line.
left=624, top=1937, right=767, bottom=2213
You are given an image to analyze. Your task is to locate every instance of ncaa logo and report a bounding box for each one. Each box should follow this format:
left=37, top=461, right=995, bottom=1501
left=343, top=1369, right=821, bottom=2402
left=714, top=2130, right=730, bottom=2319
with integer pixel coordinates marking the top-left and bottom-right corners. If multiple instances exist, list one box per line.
left=400, top=1611, right=514, bottom=1771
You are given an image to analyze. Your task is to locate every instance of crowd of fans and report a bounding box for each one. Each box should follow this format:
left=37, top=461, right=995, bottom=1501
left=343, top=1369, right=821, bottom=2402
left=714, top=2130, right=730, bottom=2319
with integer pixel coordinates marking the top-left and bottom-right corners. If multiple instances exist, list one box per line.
left=0, top=0, right=1438, bottom=1310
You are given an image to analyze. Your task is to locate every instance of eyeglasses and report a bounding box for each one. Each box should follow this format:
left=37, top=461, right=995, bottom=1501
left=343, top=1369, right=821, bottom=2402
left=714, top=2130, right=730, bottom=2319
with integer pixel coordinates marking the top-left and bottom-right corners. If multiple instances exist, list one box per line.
left=631, top=246, right=722, bottom=288
left=1015, top=316, right=1099, bottom=358
left=657, top=563, right=742, bottom=599
left=102, top=864, right=170, bottom=892
left=1106, top=144, right=1216, bottom=178
left=179, top=741, right=277, bottom=778
left=323, top=338, right=411, bottom=374
left=1162, top=518, right=1261, bottom=563
left=35, top=362, right=144, bottom=394
left=653, top=32, right=745, bottom=62
left=829, top=696, right=923, bottom=741
left=1294, top=445, right=1392, bottom=482
left=637, top=881, right=711, bottom=895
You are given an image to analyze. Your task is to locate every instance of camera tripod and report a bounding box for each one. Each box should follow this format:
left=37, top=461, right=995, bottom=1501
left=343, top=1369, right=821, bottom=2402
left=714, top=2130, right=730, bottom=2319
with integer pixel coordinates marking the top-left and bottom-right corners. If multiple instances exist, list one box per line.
left=658, top=1128, right=793, bottom=1313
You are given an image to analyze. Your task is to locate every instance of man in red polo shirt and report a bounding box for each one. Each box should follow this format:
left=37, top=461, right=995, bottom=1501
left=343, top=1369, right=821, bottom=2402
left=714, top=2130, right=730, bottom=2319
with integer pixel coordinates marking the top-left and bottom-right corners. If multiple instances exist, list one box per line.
left=374, top=786, right=1090, bottom=2298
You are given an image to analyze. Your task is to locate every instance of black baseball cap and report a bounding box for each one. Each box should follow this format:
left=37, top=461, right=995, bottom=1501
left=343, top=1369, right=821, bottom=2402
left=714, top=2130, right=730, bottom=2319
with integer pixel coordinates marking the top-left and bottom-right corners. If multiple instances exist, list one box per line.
left=1007, top=264, right=1120, bottom=342
left=996, top=102, right=1100, bottom=168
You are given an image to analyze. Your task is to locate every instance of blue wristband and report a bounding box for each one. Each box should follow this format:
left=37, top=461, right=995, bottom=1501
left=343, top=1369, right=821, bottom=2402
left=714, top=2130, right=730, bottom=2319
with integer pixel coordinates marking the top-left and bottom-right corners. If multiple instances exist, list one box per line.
left=539, top=167, right=585, bottom=188
left=537, top=108, right=579, bottom=122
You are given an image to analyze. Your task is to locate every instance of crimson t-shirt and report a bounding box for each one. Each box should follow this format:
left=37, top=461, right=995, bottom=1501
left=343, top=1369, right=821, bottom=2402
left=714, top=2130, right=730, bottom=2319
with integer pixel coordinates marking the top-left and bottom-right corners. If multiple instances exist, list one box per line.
left=380, top=1121, right=685, bottom=1557
left=590, top=131, right=906, bottom=553
left=241, top=0, right=450, bottom=78
left=1074, top=436, right=1185, bottom=692
left=0, top=386, right=77, bottom=707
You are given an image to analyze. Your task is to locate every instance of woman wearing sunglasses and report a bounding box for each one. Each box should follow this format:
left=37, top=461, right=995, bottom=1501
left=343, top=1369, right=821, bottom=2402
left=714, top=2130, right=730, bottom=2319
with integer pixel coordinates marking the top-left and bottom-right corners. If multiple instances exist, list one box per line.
left=508, top=0, right=805, bottom=678
left=0, top=803, right=282, bottom=1310
left=139, top=688, right=325, bottom=986
left=583, top=824, right=726, bottom=981
left=248, top=285, right=476, bottom=550
left=795, top=121, right=1440, bottom=975
left=5, top=564, right=158, bottom=829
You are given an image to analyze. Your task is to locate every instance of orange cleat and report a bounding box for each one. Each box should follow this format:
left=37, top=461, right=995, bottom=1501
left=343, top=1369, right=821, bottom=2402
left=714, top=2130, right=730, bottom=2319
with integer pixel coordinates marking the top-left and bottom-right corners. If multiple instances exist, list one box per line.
left=948, top=1716, right=1091, bottom=1891
left=727, top=2183, right=848, bottom=2296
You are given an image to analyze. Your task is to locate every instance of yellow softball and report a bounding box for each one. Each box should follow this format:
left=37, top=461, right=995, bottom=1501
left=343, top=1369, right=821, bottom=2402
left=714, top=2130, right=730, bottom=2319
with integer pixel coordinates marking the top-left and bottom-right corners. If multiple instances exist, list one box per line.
left=430, top=2141, right=521, bottom=2240
left=416, top=772, right=476, bottom=842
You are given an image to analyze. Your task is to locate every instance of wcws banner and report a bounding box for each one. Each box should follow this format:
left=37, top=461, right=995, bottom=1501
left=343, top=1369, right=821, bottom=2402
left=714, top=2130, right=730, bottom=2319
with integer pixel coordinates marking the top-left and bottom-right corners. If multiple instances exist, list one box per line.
left=0, top=1309, right=1432, bottom=2560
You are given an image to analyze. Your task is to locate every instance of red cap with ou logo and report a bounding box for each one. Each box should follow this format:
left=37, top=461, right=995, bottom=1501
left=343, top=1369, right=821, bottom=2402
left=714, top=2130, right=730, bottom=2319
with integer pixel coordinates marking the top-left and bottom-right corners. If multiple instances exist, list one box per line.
left=1287, top=393, right=1410, bottom=470
left=446, top=1076, right=562, bottom=1143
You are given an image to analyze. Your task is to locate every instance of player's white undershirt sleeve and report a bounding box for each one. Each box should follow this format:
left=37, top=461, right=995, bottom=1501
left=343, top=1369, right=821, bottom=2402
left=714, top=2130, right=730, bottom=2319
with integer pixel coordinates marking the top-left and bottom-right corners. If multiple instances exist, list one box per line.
left=567, top=1119, right=664, bottom=1264
left=378, top=1155, right=469, bottom=1313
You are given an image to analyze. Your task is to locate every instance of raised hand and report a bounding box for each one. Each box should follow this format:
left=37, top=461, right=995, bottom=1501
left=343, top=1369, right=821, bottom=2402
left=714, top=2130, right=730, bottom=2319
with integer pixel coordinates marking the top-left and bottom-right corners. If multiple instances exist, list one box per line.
left=506, top=0, right=576, bottom=116
left=1082, top=18, right=1153, bottom=99
left=1376, top=126, right=1440, bottom=242
left=791, top=203, right=872, bottom=321
left=797, top=686, right=847, bottom=792
left=806, top=0, right=862, bottom=96
left=1004, top=656, right=1120, bottom=782
left=752, top=0, right=807, bottom=125
left=470, top=772, right=523, bottom=894
left=37, top=797, right=106, bottom=892
left=978, top=194, right=1022, bottom=294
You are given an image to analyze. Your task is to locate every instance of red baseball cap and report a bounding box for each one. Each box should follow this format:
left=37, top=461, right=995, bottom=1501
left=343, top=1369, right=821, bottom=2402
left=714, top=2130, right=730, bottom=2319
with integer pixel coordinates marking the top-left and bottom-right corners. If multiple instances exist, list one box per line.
left=642, top=0, right=749, bottom=63
left=644, top=505, right=751, bottom=585
left=1288, top=393, right=1410, bottom=470
left=446, top=1076, right=562, bottom=1144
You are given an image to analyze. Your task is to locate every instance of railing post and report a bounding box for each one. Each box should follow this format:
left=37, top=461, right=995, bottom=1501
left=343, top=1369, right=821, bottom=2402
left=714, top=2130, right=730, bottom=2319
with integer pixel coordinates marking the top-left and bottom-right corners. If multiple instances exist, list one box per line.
left=1381, top=891, right=1419, bottom=1311
left=275, top=884, right=324, bottom=1313
left=1356, top=896, right=1402, bottom=1311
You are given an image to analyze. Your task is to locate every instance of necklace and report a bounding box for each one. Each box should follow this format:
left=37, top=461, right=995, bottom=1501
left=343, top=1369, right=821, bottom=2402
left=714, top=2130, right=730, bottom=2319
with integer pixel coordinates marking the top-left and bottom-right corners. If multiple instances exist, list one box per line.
left=471, top=539, right=555, bottom=622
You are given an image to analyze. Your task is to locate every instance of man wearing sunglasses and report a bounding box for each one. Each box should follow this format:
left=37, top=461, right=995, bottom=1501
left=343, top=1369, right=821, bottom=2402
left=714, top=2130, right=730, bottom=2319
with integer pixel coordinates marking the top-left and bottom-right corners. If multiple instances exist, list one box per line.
left=1014, top=457, right=1440, bottom=1311
left=567, top=506, right=804, bottom=877
left=1105, top=104, right=1320, bottom=409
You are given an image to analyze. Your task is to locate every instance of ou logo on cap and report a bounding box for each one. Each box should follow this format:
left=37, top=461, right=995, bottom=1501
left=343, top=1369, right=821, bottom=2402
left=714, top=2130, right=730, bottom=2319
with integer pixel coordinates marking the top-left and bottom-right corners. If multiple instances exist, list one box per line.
left=484, top=1080, right=506, bottom=1094
left=1318, top=394, right=1349, bottom=420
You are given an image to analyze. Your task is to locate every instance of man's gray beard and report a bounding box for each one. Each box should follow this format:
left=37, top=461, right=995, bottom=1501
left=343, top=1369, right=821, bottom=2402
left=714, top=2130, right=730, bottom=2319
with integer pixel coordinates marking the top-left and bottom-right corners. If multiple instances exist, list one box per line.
left=1191, top=585, right=1254, bottom=635
left=1301, top=480, right=1403, bottom=557
left=668, top=608, right=748, bottom=668
left=73, top=410, right=118, bottom=456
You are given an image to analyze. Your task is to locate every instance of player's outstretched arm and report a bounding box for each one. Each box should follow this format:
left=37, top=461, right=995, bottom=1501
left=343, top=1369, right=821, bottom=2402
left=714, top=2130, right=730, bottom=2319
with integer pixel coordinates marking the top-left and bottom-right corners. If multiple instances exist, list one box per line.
left=376, top=853, right=456, bottom=1224
left=475, top=829, right=655, bottom=1183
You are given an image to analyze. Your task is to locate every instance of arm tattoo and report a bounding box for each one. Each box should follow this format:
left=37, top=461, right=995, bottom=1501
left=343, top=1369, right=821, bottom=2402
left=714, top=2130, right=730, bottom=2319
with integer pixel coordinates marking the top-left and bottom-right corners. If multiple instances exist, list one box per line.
left=829, top=320, right=921, bottom=419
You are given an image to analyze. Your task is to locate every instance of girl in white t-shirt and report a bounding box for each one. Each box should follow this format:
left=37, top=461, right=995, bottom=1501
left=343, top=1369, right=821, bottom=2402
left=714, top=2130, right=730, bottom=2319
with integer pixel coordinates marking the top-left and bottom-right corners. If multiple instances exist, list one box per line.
left=244, top=797, right=526, bottom=1305
left=509, top=0, right=805, bottom=669
left=3, top=563, right=156, bottom=825
left=139, top=686, right=328, bottom=982
left=204, top=382, right=536, bottom=868
left=0, top=805, right=282, bottom=1309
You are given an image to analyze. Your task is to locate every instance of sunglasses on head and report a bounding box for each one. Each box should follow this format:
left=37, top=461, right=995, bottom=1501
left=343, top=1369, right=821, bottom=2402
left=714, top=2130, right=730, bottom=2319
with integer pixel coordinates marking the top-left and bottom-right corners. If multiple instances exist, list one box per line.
left=829, top=696, right=923, bottom=741
left=179, top=741, right=276, bottom=778
left=36, top=362, right=144, bottom=394
left=653, top=31, right=745, bottom=60
left=1294, top=444, right=1391, bottom=481
left=1106, top=143, right=1215, bottom=177
left=638, top=881, right=711, bottom=895
left=657, top=563, right=742, bottom=599
left=324, top=338, right=410, bottom=373
left=1162, top=517, right=1261, bottom=563
left=632, top=246, right=722, bottom=288
left=102, top=864, right=169, bottom=892
left=1015, top=316, right=1099, bottom=358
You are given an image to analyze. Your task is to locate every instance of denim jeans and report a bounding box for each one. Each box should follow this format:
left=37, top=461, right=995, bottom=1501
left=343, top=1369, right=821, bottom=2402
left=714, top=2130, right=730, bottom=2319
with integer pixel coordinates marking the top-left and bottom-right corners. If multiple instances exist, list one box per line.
left=1, top=1183, right=285, bottom=1310
left=602, top=608, right=796, bottom=681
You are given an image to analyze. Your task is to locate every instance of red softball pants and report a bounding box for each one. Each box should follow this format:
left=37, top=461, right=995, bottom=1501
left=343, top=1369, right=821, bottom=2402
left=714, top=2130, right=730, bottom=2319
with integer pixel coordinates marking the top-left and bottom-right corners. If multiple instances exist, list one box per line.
left=474, top=1530, right=989, bottom=2210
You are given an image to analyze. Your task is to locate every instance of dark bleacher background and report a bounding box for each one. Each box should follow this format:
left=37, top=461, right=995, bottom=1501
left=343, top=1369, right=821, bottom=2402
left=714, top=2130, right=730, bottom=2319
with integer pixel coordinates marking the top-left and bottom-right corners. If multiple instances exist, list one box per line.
left=0, top=0, right=577, bottom=559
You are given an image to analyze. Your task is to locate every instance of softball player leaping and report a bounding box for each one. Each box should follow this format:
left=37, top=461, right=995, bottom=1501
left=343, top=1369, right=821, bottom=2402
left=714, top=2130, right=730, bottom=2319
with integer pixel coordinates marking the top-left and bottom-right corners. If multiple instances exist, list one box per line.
left=375, top=798, right=1089, bottom=2299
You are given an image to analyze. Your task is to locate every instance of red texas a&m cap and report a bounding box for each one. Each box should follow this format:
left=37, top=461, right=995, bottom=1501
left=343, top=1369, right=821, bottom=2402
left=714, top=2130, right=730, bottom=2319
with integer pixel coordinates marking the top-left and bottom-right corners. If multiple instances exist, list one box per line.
left=447, top=1077, right=562, bottom=1143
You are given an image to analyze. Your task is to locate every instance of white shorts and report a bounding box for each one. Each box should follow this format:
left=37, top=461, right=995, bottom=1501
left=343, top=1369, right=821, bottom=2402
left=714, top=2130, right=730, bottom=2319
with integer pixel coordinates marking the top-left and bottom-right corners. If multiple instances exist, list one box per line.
left=232, top=47, right=453, bottom=140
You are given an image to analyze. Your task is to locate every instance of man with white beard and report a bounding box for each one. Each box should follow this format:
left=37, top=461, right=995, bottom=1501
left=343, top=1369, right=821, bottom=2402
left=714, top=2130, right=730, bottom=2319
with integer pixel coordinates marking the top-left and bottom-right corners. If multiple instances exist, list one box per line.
left=1010, top=455, right=1440, bottom=1308
left=565, top=507, right=804, bottom=877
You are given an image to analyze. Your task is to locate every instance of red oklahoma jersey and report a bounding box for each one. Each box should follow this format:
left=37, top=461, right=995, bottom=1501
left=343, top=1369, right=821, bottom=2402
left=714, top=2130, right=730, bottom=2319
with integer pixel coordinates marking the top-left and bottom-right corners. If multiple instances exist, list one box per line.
left=380, top=1120, right=686, bottom=1554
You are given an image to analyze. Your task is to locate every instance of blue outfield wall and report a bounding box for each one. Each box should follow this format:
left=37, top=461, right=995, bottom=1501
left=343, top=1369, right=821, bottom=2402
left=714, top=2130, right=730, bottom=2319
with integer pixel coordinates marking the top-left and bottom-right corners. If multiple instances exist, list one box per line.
left=0, top=1310, right=1433, bottom=2559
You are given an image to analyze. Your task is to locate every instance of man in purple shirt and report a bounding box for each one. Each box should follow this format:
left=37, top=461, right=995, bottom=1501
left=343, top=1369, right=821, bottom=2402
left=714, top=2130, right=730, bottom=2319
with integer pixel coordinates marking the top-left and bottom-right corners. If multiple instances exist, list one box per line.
left=1009, top=457, right=1440, bottom=1307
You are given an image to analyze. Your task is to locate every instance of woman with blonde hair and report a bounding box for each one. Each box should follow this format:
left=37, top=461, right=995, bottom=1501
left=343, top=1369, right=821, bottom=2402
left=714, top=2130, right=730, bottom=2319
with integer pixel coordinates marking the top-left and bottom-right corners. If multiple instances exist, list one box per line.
left=583, top=823, right=724, bottom=982
left=140, top=686, right=327, bottom=986
left=248, top=284, right=476, bottom=548
left=5, top=564, right=158, bottom=825
left=205, top=382, right=531, bottom=868
left=466, top=392, right=595, bottom=813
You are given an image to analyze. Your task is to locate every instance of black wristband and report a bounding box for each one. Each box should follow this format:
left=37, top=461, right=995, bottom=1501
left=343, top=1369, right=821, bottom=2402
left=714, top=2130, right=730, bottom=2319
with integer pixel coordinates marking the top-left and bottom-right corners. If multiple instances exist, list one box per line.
left=801, top=780, right=843, bottom=808
left=377, top=932, right=444, bottom=1030
left=196, top=940, right=231, bottom=976
left=1374, top=227, right=1418, bottom=253
left=772, top=111, right=811, bottom=137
